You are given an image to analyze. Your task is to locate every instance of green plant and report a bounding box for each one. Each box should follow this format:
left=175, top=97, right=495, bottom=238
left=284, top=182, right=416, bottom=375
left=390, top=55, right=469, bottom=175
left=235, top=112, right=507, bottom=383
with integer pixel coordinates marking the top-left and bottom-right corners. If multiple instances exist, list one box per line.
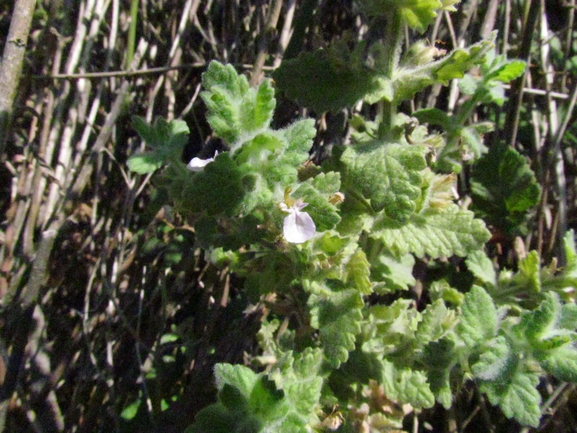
left=126, top=1, right=577, bottom=431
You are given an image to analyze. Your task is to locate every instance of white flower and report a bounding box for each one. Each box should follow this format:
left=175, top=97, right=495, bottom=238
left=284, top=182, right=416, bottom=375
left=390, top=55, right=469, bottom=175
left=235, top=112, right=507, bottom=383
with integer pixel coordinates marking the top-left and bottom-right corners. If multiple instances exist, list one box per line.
left=187, top=151, right=218, bottom=172
left=280, top=198, right=316, bottom=244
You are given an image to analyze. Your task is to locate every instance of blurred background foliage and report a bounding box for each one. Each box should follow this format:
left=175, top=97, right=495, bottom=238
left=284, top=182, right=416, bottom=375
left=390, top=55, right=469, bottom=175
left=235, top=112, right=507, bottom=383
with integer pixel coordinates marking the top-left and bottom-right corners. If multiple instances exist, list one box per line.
left=1, top=0, right=577, bottom=432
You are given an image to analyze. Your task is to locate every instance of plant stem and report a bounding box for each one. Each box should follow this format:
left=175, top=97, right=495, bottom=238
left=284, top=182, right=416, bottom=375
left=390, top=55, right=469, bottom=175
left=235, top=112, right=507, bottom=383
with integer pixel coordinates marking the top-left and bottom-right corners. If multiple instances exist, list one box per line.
left=126, top=0, right=139, bottom=69
left=377, top=12, right=404, bottom=140
left=0, top=0, right=37, bottom=159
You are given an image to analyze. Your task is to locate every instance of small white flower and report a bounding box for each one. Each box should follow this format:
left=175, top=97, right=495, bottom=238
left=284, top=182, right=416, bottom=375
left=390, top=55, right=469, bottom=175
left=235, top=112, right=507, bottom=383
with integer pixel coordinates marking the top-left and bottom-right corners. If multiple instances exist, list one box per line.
left=280, top=198, right=316, bottom=244
left=187, top=151, right=218, bottom=172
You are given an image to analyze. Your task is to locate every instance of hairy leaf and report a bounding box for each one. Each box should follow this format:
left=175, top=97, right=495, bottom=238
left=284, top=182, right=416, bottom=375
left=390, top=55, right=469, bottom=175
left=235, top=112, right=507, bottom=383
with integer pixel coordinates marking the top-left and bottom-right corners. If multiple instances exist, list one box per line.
left=559, top=303, right=577, bottom=331
left=518, top=292, right=577, bottom=352
left=417, top=299, right=457, bottom=344
left=466, top=250, right=497, bottom=288
left=456, top=286, right=497, bottom=349
left=417, top=169, right=457, bottom=212
left=215, top=363, right=259, bottom=400
left=382, top=360, right=435, bottom=408
left=188, top=351, right=324, bottom=433
left=561, top=230, right=577, bottom=286
left=128, top=117, right=190, bottom=174
left=424, top=338, right=456, bottom=408
left=186, top=403, right=260, bottom=433
left=513, top=250, right=542, bottom=294
left=180, top=152, right=247, bottom=216
left=371, top=251, right=416, bottom=293
left=480, top=368, right=541, bottom=427
left=344, top=249, right=373, bottom=294
left=371, top=207, right=490, bottom=258
left=524, top=291, right=560, bottom=343
left=293, top=173, right=341, bottom=231
left=273, top=43, right=380, bottom=112
left=309, top=288, right=364, bottom=368
left=471, top=144, right=541, bottom=235
left=341, top=143, right=427, bottom=222
left=472, top=336, right=511, bottom=380
left=362, top=299, right=419, bottom=359
left=202, top=61, right=275, bottom=151
left=362, top=0, right=450, bottom=32
left=541, top=347, right=577, bottom=382
left=271, top=348, right=324, bottom=421
left=393, top=37, right=494, bottom=102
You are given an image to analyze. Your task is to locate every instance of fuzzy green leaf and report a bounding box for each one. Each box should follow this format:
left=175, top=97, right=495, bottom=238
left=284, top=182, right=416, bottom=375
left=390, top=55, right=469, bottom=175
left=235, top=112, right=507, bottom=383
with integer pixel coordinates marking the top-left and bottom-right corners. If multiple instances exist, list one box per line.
left=382, top=360, right=435, bottom=408
left=181, top=152, right=247, bottom=216
left=480, top=369, right=541, bottom=427
left=458, top=73, right=478, bottom=95
left=341, top=143, right=427, bottom=221
left=132, top=116, right=189, bottom=150
left=456, top=286, right=498, bottom=349
left=293, top=173, right=341, bottom=231
left=471, top=144, right=541, bottom=235
left=472, top=336, right=511, bottom=380
left=249, top=376, right=288, bottom=420
left=273, top=44, right=380, bottom=113
left=271, top=348, right=324, bottom=421
left=128, top=117, right=190, bottom=174
left=201, top=61, right=275, bottom=150
left=485, top=56, right=526, bottom=83
left=466, top=250, right=497, bottom=287
left=521, top=292, right=577, bottom=352
left=424, top=338, right=456, bottom=408
left=393, top=37, right=494, bottom=102
left=308, top=288, right=364, bottom=368
left=362, top=0, right=445, bottom=32
left=541, top=346, right=577, bottom=382
left=281, top=119, right=316, bottom=165
left=189, top=351, right=324, bottom=433
left=186, top=403, right=260, bottom=433
left=371, top=252, right=416, bottom=293
left=417, top=169, right=458, bottom=212
left=371, top=207, right=490, bottom=258
left=259, top=119, right=316, bottom=187
left=559, top=303, right=577, bottom=331
left=561, top=230, right=577, bottom=286
left=417, top=299, right=457, bottom=344
left=127, top=151, right=167, bottom=174
left=413, top=107, right=452, bottom=130
left=513, top=250, right=541, bottom=293
left=236, top=131, right=286, bottom=166
left=344, top=249, right=373, bottom=294
left=215, top=363, right=260, bottom=399
left=362, top=299, right=420, bottom=358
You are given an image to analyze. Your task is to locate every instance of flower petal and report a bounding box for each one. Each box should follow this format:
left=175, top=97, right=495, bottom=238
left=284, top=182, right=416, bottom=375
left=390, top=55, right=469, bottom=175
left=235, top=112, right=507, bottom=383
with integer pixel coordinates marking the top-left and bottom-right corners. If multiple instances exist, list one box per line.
left=187, top=157, right=213, bottom=172
left=187, top=151, right=219, bottom=172
left=283, top=209, right=316, bottom=243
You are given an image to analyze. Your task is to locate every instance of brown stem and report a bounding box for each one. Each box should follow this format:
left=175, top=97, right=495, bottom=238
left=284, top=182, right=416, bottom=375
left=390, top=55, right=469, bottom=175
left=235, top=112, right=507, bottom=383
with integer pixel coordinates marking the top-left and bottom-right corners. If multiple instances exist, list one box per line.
left=0, top=0, right=37, bottom=159
left=250, top=0, right=284, bottom=86
left=505, top=0, right=541, bottom=147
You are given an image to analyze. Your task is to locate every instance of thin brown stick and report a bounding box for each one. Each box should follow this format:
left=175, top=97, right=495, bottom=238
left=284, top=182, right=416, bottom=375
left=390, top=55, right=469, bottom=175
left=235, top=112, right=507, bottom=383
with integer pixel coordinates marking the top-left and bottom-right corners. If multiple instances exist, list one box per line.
left=250, top=0, right=284, bottom=86
left=0, top=0, right=37, bottom=158
left=505, top=0, right=541, bottom=147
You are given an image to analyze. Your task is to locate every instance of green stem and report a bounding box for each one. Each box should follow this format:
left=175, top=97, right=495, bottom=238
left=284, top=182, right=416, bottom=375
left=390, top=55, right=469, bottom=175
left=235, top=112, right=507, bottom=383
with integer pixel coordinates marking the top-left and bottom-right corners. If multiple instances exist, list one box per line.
left=377, top=12, right=404, bottom=140
left=126, top=0, right=139, bottom=69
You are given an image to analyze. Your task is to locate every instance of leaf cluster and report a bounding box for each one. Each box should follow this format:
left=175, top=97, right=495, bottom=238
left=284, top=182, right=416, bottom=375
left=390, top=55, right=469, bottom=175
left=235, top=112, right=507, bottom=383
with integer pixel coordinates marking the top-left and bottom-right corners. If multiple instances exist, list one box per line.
left=123, top=1, right=572, bottom=431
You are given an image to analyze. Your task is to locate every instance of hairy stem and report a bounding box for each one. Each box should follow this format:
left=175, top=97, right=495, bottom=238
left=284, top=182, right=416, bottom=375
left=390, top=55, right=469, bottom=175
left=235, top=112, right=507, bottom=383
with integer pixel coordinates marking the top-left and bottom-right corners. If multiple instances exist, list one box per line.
left=378, top=12, right=404, bottom=140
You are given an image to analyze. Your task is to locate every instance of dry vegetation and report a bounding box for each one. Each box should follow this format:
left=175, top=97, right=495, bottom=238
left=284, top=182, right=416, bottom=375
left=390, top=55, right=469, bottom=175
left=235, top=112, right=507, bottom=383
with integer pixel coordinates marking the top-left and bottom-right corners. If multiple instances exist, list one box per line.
left=1, top=0, right=577, bottom=432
